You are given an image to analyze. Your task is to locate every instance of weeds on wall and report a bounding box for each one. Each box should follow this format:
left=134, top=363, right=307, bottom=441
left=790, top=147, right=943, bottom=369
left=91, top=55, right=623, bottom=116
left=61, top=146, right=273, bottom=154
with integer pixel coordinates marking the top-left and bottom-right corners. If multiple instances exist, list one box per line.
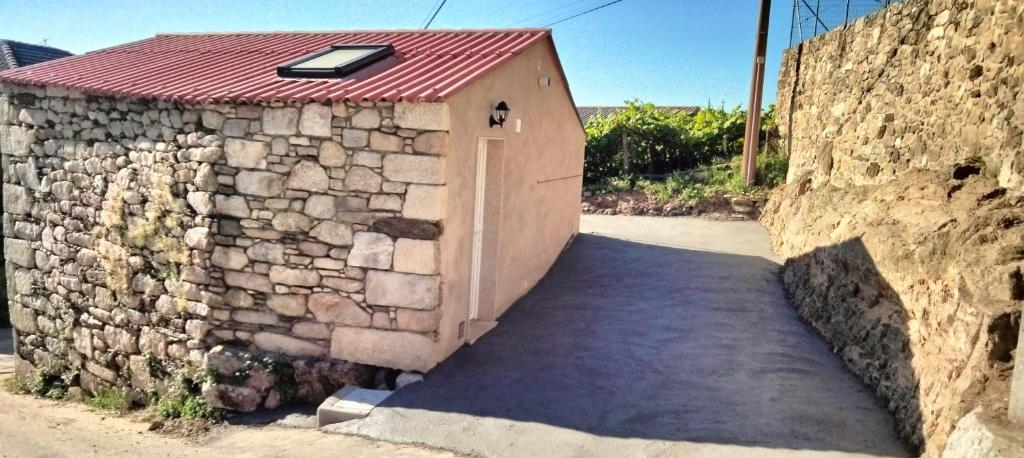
left=3, top=368, right=78, bottom=401
left=204, top=353, right=299, bottom=406
left=1, top=362, right=212, bottom=419
left=96, top=168, right=192, bottom=308
left=155, top=373, right=215, bottom=420
left=141, top=351, right=216, bottom=420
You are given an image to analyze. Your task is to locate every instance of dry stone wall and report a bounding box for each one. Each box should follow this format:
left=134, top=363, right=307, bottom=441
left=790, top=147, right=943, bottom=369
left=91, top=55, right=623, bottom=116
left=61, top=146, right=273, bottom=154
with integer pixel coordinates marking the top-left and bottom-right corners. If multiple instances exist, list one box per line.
left=1, top=84, right=220, bottom=400
left=765, top=0, right=1024, bottom=455
left=776, top=0, right=1023, bottom=191
left=1, top=81, right=450, bottom=410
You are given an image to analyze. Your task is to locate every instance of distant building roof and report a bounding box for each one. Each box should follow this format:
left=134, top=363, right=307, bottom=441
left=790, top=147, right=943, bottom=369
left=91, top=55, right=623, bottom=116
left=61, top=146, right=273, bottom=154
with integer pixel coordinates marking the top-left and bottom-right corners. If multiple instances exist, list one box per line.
left=576, top=105, right=702, bottom=124
left=0, top=39, right=73, bottom=70
left=0, top=29, right=555, bottom=104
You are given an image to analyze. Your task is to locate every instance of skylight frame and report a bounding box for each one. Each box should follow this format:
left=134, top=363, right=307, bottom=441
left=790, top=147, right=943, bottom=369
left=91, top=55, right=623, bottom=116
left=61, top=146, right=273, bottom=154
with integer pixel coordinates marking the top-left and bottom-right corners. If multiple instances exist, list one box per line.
left=277, top=44, right=394, bottom=79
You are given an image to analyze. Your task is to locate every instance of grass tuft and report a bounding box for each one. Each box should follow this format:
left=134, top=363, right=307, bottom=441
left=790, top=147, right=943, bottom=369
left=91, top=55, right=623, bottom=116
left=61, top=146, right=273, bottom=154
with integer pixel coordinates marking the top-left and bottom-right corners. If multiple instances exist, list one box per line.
left=86, top=388, right=132, bottom=412
left=2, top=375, right=33, bottom=395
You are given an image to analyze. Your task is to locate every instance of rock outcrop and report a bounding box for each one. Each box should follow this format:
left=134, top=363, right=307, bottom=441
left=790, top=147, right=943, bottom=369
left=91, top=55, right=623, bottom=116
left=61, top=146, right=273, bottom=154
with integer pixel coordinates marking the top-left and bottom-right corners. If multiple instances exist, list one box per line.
left=763, top=168, right=1021, bottom=455
left=943, top=407, right=1024, bottom=458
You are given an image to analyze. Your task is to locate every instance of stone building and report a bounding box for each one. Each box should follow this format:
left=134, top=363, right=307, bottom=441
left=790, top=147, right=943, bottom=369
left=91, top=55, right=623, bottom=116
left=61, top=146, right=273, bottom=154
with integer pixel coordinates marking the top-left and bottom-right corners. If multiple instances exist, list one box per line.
left=0, top=39, right=73, bottom=327
left=0, top=29, right=584, bottom=410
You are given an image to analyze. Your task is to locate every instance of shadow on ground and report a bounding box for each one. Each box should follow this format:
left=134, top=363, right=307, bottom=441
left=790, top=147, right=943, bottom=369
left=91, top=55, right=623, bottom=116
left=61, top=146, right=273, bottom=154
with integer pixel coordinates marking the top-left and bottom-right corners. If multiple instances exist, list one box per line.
left=783, top=237, right=928, bottom=454
left=0, top=329, right=11, bottom=355
left=330, top=232, right=908, bottom=457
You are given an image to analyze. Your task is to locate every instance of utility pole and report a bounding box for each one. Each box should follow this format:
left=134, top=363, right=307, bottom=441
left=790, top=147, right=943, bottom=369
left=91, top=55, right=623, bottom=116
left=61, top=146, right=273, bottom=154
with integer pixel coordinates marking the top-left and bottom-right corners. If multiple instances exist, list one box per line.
left=741, top=0, right=772, bottom=186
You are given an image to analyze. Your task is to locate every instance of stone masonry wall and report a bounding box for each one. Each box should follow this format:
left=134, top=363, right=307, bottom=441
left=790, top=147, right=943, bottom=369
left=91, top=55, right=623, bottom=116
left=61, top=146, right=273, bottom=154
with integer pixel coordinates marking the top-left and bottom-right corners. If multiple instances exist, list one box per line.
left=776, top=0, right=1023, bottom=191
left=1, top=84, right=220, bottom=399
left=765, top=0, right=1024, bottom=455
left=204, top=97, right=449, bottom=373
left=1, top=81, right=450, bottom=409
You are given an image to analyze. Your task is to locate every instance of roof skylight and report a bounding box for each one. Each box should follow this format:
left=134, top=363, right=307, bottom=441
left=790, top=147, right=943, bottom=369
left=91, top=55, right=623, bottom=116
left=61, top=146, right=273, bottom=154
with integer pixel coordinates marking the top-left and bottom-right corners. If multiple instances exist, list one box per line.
left=277, top=44, right=394, bottom=78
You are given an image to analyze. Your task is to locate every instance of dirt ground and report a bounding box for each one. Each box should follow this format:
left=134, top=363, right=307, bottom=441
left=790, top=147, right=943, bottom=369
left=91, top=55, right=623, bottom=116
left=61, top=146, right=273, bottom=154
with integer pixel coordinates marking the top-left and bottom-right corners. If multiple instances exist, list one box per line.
left=0, top=375, right=457, bottom=458
left=580, top=190, right=767, bottom=219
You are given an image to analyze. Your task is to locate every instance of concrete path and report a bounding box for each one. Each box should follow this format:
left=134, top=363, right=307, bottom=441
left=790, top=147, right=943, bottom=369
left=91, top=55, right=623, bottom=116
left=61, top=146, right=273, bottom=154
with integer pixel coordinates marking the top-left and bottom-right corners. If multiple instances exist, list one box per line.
left=329, top=215, right=908, bottom=457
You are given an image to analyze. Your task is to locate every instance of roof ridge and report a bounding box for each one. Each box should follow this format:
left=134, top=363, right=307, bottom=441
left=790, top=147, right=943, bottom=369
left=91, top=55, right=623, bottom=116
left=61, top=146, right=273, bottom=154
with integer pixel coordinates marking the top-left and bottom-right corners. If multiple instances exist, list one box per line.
left=96, top=48, right=525, bottom=56
left=0, top=42, right=17, bottom=69
left=0, top=38, right=50, bottom=48
left=154, top=28, right=551, bottom=37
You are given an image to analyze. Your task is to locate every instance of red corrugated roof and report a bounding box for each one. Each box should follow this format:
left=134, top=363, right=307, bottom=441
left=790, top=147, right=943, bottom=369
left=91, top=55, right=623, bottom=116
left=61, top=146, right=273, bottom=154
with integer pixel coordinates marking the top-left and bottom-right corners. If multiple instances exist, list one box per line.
left=0, top=29, right=551, bottom=104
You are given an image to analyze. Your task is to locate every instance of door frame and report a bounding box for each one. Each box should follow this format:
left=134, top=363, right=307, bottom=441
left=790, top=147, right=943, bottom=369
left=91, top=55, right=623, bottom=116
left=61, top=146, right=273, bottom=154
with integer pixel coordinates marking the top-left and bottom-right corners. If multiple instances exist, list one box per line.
left=469, top=137, right=504, bottom=324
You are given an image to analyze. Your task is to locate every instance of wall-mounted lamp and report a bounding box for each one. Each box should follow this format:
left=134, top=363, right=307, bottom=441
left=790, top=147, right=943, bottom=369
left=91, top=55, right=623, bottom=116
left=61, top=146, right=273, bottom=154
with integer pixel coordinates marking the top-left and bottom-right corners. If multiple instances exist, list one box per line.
left=489, top=101, right=510, bottom=128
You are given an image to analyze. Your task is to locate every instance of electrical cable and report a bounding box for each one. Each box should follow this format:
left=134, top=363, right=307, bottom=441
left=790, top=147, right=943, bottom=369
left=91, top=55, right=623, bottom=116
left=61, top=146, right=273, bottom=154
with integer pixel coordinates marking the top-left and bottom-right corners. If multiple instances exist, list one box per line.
left=423, top=0, right=449, bottom=29
left=504, top=0, right=594, bottom=27
left=544, top=0, right=623, bottom=27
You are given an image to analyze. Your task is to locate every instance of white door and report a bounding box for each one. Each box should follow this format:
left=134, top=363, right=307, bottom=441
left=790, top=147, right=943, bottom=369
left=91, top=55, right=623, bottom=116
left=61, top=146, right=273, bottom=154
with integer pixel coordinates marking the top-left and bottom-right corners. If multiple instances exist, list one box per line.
left=469, top=139, right=488, bottom=321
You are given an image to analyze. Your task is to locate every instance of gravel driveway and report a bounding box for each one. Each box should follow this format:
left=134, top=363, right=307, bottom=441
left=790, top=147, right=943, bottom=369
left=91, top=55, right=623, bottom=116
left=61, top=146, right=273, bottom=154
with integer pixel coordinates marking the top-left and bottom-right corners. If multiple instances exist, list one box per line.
left=327, top=215, right=907, bottom=457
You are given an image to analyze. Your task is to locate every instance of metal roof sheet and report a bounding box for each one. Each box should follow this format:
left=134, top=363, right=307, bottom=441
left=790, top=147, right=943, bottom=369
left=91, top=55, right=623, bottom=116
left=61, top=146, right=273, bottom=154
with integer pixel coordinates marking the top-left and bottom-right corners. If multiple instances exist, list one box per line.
left=0, top=40, right=74, bottom=70
left=0, top=29, right=551, bottom=104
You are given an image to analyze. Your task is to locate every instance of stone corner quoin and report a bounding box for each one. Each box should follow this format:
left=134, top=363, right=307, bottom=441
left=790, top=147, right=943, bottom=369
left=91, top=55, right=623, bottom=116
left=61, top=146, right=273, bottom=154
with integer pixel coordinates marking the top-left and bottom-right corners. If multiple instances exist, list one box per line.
left=0, top=83, right=454, bottom=410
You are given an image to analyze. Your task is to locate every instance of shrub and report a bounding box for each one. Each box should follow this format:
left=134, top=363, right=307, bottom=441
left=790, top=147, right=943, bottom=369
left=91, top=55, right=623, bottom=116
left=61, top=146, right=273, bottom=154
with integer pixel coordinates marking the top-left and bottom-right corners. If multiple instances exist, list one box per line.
left=584, top=100, right=778, bottom=183
left=601, top=152, right=789, bottom=206
left=755, top=151, right=789, bottom=188
left=583, top=115, right=623, bottom=182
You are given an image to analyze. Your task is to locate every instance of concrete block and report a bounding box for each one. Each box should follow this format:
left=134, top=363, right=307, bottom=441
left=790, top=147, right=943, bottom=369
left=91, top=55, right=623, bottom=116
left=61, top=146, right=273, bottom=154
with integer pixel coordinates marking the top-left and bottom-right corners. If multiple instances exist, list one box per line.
left=316, top=385, right=393, bottom=427
left=330, top=326, right=436, bottom=371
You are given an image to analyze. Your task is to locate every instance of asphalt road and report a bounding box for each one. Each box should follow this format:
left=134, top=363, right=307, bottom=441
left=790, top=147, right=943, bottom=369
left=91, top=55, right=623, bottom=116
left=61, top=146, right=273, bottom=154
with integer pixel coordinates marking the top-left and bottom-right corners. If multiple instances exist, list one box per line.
left=328, top=215, right=908, bottom=457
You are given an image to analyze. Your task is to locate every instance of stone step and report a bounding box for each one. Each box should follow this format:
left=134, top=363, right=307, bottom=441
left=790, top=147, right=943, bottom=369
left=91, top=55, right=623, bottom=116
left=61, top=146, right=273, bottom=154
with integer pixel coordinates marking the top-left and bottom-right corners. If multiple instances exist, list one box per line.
left=316, top=385, right=394, bottom=428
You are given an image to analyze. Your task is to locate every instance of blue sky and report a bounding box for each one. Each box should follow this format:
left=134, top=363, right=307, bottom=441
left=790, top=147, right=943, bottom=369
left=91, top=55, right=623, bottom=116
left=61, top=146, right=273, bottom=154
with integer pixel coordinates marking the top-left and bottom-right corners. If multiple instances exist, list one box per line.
left=0, top=0, right=793, bottom=108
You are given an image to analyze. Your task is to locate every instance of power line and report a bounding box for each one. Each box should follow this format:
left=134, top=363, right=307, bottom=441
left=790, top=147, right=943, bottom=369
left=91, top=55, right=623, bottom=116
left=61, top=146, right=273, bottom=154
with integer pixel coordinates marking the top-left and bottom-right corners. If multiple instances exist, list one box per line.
left=419, top=0, right=444, bottom=28
left=423, top=0, right=449, bottom=29
left=544, top=0, right=624, bottom=27
left=504, top=0, right=594, bottom=27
